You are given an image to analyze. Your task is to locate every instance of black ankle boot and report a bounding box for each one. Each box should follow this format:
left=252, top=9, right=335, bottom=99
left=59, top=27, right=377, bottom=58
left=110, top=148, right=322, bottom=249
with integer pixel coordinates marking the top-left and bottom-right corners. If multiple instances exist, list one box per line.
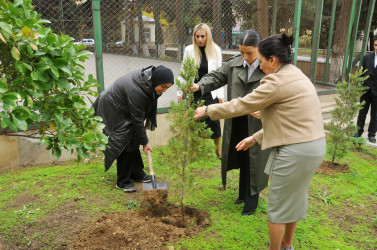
left=241, top=193, right=259, bottom=216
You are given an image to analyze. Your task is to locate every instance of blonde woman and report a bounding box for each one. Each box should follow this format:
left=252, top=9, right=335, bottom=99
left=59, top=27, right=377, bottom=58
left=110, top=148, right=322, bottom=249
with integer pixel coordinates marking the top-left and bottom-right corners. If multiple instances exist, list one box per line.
left=178, top=23, right=224, bottom=158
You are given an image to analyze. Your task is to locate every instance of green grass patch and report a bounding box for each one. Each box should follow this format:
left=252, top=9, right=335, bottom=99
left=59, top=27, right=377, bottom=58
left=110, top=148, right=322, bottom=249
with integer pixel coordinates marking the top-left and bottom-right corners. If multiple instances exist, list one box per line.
left=0, top=141, right=376, bottom=249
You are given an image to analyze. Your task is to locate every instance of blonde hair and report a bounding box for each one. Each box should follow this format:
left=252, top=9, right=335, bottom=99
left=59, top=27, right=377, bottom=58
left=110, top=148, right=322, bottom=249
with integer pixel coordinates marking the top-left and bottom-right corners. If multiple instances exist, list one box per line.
left=192, top=23, right=218, bottom=65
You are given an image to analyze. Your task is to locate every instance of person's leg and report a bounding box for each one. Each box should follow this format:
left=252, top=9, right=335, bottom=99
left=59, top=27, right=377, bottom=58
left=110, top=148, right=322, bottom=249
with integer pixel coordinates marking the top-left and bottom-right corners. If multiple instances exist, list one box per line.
left=367, top=94, right=377, bottom=139
left=356, top=91, right=371, bottom=135
left=130, top=150, right=151, bottom=182
left=268, top=222, right=285, bottom=250
left=281, top=221, right=298, bottom=248
left=214, top=137, right=222, bottom=158
left=116, top=150, right=136, bottom=190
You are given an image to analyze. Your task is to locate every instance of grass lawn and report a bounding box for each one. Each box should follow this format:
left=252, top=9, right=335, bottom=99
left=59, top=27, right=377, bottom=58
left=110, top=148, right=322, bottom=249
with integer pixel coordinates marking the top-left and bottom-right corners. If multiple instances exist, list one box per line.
left=0, top=140, right=376, bottom=249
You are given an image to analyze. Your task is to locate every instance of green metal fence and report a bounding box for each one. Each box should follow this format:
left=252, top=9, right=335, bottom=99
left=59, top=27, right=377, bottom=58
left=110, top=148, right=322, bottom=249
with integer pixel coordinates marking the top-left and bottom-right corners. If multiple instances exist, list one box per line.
left=33, top=0, right=376, bottom=108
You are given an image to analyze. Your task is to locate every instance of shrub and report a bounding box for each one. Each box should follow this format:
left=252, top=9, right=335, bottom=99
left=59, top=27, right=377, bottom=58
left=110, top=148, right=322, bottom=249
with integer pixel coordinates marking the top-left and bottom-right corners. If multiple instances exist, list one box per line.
left=0, top=0, right=107, bottom=161
left=326, top=68, right=368, bottom=163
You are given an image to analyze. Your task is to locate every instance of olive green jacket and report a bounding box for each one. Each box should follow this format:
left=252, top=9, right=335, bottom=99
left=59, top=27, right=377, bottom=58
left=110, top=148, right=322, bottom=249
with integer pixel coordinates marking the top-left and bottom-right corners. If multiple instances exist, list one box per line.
left=198, top=55, right=271, bottom=194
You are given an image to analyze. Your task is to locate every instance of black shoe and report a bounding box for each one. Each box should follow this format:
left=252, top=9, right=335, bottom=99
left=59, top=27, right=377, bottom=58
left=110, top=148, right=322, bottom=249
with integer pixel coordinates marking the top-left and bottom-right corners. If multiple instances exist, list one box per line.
left=131, top=174, right=152, bottom=183
left=241, top=193, right=259, bottom=215
left=241, top=208, right=256, bottom=216
left=116, top=183, right=136, bottom=193
left=353, top=133, right=362, bottom=138
left=368, top=136, right=376, bottom=143
left=235, top=197, right=244, bottom=204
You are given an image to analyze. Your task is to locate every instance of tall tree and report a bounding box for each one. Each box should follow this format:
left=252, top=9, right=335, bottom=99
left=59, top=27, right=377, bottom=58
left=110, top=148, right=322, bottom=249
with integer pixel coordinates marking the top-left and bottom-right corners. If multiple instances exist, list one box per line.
left=257, top=0, right=269, bottom=38
left=329, top=0, right=353, bottom=83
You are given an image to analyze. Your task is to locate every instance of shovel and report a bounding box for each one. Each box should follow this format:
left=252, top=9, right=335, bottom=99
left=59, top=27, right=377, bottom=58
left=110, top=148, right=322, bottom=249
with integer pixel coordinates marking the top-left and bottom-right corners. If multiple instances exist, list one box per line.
left=142, top=150, right=167, bottom=191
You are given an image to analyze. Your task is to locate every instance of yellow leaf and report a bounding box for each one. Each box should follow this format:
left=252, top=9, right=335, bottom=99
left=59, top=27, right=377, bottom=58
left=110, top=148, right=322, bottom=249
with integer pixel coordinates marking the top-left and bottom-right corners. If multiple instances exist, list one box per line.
left=0, top=32, right=6, bottom=44
left=21, top=26, right=32, bottom=38
left=49, top=123, right=55, bottom=130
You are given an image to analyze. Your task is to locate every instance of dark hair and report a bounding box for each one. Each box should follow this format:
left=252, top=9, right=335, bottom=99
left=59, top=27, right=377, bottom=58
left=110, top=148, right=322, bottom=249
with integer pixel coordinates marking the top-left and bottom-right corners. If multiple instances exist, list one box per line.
left=258, top=33, right=294, bottom=64
left=374, top=37, right=377, bottom=42
left=239, top=29, right=261, bottom=47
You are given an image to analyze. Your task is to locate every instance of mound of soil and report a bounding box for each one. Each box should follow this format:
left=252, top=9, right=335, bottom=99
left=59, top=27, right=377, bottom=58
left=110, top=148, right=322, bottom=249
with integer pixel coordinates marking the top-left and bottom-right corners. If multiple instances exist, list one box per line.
left=317, top=160, right=349, bottom=175
left=70, top=203, right=211, bottom=249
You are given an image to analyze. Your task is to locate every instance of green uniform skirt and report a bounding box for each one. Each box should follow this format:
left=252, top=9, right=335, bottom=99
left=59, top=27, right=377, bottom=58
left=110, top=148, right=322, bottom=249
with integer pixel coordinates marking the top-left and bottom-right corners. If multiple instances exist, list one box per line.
left=266, top=137, right=326, bottom=223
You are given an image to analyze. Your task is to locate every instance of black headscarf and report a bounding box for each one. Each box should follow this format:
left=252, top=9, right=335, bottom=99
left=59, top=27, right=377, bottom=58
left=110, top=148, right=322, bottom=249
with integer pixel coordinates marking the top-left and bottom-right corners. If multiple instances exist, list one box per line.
left=145, top=65, right=174, bottom=131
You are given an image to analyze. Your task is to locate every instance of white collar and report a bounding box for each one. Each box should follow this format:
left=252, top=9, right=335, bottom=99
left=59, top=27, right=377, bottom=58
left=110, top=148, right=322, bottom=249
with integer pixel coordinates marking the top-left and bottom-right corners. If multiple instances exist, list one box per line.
left=243, top=58, right=260, bottom=69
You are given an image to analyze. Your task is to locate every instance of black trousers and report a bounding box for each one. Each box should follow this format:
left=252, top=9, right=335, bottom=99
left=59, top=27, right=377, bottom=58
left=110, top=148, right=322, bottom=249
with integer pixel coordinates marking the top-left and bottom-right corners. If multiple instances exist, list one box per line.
left=356, top=89, right=377, bottom=137
left=116, top=149, right=146, bottom=187
left=229, top=116, right=259, bottom=211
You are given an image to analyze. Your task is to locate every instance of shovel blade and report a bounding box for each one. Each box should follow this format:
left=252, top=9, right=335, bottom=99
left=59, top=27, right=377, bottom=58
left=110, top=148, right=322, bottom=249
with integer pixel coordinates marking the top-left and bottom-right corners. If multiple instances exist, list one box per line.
left=142, top=182, right=167, bottom=190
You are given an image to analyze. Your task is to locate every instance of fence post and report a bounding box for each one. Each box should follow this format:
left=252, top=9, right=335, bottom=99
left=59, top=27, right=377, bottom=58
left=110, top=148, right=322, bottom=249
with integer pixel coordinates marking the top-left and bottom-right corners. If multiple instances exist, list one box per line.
left=324, top=0, right=338, bottom=84
left=180, top=0, right=185, bottom=60
left=346, top=0, right=362, bottom=77
left=292, top=0, right=302, bottom=66
left=309, top=0, right=324, bottom=84
left=92, top=0, right=105, bottom=93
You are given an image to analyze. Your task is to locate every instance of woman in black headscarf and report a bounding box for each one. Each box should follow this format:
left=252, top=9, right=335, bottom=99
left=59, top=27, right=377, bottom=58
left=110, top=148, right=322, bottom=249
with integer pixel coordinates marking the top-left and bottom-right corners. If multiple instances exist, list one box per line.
left=93, top=65, right=174, bottom=192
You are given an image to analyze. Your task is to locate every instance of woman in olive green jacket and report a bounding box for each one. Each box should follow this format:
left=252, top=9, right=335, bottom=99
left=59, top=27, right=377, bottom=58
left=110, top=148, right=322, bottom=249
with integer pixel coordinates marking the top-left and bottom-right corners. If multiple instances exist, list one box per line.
left=193, top=29, right=271, bottom=215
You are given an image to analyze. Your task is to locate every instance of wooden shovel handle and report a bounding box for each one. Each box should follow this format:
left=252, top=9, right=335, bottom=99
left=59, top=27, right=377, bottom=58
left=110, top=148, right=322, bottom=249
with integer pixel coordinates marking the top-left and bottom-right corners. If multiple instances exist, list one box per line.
left=147, top=150, right=155, bottom=176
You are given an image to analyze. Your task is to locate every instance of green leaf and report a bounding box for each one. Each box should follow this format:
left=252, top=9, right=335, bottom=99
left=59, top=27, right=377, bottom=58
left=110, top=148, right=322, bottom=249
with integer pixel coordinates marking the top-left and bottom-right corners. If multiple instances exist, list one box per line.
left=82, top=133, right=95, bottom=144
left=0, top=22, right=12, bottom=34
left=3, top=92, right=21, bottom=106
left=52, top=146, right=61, bottom=159
left=31, top=71, right=39, bottom=81
left=30, top=112, right=41, bottom=122
left=11, top=114, right=27, bottom=130
left=52, top=58, right=68, bottom=69
left=76, top=50, right=92, bottom=58
left=1, top=117, right=10, bottom=128
left=13, top=0, right=23, bottom=7
left=37, top=64, right=49, bottom=71
left=67, top=139, right=81, bottom=149
left=38, top=70, right=49, bottom=82
left=11, top=46, right=21, bottom=61
left=23, top=63, right=32, bottom=71
left=50, top=66, right=59, bottom=78
left=60, top=66, right=72, bottom=76
left=56, top=78, right=70, bottom=90
left=0, top=80, right=8, bottom=94
left=13, top=106, right=31, bottom=120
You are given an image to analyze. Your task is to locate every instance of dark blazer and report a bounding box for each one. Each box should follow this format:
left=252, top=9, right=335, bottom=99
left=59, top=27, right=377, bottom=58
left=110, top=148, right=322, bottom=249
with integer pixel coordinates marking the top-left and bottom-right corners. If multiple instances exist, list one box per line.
left=361, top=52, right=377, bottom=96
left=93, top=67, right=155, bottom=171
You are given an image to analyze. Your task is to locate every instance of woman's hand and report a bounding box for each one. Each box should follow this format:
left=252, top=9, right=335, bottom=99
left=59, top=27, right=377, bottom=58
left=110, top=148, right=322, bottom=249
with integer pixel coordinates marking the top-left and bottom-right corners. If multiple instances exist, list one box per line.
left=218, top=98, right=224, bottom=103
left=143, top=143, right=152, bottom=155
left=235, top=136, right=256, bottom=151
left=250, top=111, right=260, bottom=119
left=195, top=106, right=207, bottom=120
left=191, top=83, right=200, bottom=92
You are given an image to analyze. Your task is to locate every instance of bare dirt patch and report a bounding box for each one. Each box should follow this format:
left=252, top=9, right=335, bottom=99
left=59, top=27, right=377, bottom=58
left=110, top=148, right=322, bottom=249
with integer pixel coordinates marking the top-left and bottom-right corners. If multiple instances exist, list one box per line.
left=70, top=203, right=211, bottom=249
left=316, top=161, right=350, bottom=175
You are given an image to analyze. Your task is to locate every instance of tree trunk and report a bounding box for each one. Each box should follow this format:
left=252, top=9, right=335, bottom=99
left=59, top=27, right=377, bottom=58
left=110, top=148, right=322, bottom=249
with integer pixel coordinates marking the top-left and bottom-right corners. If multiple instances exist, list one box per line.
left=329, top=0, right=353, bottom=84
left=257, top=0, right=269, bottom=38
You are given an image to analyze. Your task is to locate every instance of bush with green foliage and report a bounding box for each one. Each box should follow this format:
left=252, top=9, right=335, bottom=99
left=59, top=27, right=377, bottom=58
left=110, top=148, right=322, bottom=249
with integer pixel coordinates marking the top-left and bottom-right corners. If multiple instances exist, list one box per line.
left=165, top=56, right=213, bottom=213
left=326, top=68, right=368, bottom=163
left=0, top=0, right=107, bottom=161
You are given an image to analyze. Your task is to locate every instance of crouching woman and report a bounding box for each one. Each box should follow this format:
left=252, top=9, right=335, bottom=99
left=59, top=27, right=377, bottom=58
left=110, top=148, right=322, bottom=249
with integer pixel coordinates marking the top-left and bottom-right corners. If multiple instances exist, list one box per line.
left=93, top=65, right=174, bottom=193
